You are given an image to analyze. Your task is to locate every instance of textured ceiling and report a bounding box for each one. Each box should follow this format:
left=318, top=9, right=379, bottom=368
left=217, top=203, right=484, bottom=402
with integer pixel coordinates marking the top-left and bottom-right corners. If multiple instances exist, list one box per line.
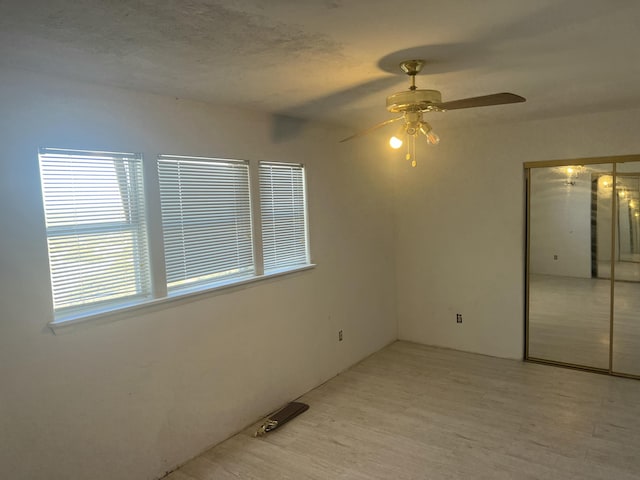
left=1, top=0, right=640, bottom=133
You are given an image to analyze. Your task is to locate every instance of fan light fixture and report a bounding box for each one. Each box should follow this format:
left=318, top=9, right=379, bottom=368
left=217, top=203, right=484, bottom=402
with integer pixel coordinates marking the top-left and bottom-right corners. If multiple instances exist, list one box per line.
left=387, top=117, right=440, bottom=166
left=562, top=165, right=585, bottom=186
left=340, top=59, right=526, bottom=168
left=389, top=136, right=403, bottom=149
left=389, top=125, right=405, bottom=149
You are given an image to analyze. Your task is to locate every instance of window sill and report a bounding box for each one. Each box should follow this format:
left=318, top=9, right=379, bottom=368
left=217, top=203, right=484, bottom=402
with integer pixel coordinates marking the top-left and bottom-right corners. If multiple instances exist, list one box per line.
left=48, top=264, right=316, bottom=334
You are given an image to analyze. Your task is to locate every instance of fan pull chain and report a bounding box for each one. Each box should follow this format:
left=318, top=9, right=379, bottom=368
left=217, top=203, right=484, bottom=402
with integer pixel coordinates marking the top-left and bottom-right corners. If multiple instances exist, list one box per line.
left=406, top=134, right=417, bottom=167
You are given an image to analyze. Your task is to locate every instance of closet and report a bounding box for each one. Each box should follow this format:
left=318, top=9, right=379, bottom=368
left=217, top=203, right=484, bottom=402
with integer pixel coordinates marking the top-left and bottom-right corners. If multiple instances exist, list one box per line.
left=526, top=155, right=640, bottom=378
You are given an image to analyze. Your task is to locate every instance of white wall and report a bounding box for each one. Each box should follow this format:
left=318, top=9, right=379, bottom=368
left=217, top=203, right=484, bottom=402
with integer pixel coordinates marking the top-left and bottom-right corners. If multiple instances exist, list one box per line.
left=394, top=107, right=640, bottom=359
left=0, top=69, right=397, bottom=480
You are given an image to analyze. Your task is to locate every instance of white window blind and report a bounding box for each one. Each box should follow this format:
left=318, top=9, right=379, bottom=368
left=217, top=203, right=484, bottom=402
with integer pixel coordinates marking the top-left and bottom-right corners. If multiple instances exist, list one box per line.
left=38, top=148, right=151, bottom=319
left=158, top=155, right=254, bottom=293
left=259, top=162, right=310, bottom=273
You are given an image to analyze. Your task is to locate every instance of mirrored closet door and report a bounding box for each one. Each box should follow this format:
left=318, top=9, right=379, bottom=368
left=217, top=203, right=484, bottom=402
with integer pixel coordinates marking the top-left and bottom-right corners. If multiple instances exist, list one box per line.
left=526, top=155, right=640, bottom=378
left=527, top=162, right=613, bottom=370
left=612, top=161, right=640, bottom=376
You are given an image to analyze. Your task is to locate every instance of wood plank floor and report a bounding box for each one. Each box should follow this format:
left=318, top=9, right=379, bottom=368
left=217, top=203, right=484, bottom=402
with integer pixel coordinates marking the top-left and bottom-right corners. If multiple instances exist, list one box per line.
left=165, top=341, right=640, bottom=480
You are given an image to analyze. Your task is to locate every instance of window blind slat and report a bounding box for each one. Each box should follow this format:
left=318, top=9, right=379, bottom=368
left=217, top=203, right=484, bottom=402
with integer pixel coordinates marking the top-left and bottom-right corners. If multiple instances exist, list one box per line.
left=158, top=155, right=255, bottom=292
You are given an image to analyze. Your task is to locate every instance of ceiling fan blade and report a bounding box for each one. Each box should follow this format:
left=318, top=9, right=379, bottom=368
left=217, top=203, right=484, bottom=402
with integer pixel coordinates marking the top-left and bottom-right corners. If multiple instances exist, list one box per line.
left=434, top=92, right=525, bottom=111
left=339, top=116, right=404, bottom=143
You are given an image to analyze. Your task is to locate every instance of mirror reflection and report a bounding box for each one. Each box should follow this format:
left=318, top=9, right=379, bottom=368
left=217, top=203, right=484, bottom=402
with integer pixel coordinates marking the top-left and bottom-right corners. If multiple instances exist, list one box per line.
left=528, top=160, right=640, bottom=377
left=613, top=162, right=640, bottom=376
left=615, top=176, right=640, bottom=276
left=528, top=164, right=612, bottom=370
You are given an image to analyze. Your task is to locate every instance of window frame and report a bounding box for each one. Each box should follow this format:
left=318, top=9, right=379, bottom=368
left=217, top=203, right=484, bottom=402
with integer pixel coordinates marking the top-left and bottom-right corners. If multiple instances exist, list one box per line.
left=157, top=154, right=256, bottom=295
left=38, top=148, right=152, bottom=322
left=40, top=149, right=315, bottom=331
left=259, top=161, right=311, bottom=274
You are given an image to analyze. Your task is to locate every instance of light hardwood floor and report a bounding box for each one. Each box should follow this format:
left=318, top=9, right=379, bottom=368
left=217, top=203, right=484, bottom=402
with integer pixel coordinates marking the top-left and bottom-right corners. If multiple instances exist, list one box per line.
left=165, top=341, right=640, bottom=480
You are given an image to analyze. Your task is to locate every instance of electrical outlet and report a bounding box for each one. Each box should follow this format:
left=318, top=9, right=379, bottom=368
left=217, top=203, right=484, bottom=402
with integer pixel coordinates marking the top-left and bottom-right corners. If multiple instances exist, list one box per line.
left=456, top=314, right=463, bottom=324
left=338, top=330, right=343, bottom=341
left=554, top=254, right=558, bottom=260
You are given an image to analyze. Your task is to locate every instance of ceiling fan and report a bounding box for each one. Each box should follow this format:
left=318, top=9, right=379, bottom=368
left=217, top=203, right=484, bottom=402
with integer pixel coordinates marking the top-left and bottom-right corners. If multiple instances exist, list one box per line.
left=340, top=59, right=526, bottom=166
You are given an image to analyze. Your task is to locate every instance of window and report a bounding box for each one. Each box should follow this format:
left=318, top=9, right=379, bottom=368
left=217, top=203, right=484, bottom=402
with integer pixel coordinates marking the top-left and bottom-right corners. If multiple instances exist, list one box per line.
left=158, top=155, right=254, bottom=293
left=39, top=148, right=313, bottom=325
left=259, top=162, right=310, bottom=273
left=38, top=148, right=151, bottom=320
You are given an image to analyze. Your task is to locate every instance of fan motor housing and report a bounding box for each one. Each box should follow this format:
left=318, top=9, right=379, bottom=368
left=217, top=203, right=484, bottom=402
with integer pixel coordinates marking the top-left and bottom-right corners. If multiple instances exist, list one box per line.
left=386, top=89, right=442, bottom=113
